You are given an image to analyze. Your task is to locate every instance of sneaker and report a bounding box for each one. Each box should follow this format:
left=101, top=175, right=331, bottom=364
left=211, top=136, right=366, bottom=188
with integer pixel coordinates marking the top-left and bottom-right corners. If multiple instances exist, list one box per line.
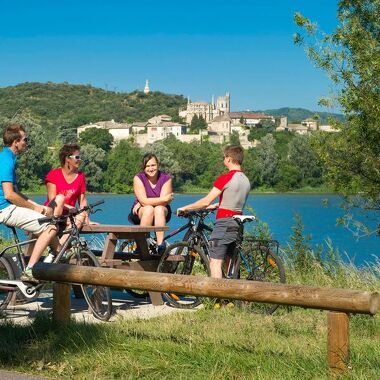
left=20, top=268, right=39, bottom=283
left=43, top=253, right=55, bottom=263
left=157, top=243, right=167, bottom=255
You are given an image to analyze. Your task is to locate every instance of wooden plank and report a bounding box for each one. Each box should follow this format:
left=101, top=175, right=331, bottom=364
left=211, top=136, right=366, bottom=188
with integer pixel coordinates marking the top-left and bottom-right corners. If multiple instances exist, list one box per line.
left=53, top=282, right=71, bottom=324
left=327, top=312, right=350, bottom=375
left=81, top=224, right=168, bottom=234
left=102, top=234, right=117, bottom=260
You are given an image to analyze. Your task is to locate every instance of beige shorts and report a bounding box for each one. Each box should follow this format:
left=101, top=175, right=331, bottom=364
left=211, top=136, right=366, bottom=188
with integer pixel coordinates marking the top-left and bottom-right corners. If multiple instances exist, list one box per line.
left=0, top=205, right=49, bottom=235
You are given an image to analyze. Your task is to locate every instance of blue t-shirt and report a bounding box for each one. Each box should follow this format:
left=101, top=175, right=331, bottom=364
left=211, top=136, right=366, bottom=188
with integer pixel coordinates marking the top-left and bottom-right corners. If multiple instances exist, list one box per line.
left=0, top=147, right=17, bottom=210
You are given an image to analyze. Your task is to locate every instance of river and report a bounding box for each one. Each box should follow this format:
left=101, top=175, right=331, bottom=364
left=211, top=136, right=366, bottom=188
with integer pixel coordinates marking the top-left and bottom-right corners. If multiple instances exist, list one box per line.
left=1, top=193, right=378, bottom=266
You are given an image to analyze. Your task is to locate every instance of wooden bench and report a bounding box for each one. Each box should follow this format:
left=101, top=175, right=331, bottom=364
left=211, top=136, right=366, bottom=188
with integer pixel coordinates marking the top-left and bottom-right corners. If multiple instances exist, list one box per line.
left=81, top=224, right=169, bottom=305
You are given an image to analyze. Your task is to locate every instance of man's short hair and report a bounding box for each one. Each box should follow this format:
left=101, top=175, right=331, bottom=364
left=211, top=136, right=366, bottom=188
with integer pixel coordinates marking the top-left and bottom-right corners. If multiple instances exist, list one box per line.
left=224, top=145, right=244, bottom=165
left=3, top=124, right=26, bottom=146
left=59, top=144, right=81, bottom=166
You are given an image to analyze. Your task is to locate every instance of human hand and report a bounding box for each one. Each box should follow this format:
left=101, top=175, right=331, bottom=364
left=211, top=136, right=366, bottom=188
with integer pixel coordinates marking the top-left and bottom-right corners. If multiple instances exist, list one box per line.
left=164, top=193, right=174, bottom=203
left=206, top=203, right=219, bottom=210
left=34, top=204, right=48, bottom=215
left=176, top=207, right=187, bottom=216
left=132, top=202, right=141, bottom=215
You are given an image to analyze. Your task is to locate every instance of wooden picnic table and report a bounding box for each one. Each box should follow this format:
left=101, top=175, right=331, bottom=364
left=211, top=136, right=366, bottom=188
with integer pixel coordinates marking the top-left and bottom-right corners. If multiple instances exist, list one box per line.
left=81, top=224, right=169, bottom=305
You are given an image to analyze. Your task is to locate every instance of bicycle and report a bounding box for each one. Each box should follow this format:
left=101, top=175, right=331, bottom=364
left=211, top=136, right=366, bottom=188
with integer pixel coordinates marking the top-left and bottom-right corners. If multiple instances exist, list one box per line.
left=156, top=209, right=215, bottom=309
left=0, top=200, right=112, bottom=321
left=119, top=208, right=215, bottom=299
left=157, top=211, right=286, bottom=314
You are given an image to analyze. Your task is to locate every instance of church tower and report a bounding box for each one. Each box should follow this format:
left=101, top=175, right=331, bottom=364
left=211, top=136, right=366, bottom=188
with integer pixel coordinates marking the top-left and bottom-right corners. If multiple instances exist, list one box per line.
left=144, top=79, right=150, bottom=94
left=216, top=92, right=230, bottom=115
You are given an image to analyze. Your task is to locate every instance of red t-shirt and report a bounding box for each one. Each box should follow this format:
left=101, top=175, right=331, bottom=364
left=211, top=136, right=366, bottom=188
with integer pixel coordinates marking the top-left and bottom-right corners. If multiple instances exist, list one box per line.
left=44, top=168, right=86, bottom=207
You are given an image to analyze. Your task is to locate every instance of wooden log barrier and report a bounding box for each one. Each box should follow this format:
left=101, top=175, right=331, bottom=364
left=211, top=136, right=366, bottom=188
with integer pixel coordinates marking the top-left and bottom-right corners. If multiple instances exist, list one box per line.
left=33, top=263, right=380, bottom=315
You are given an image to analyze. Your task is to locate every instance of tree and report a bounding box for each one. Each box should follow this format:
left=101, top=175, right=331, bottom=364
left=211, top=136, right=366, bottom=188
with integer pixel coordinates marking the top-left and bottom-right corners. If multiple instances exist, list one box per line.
left=79, top=127, right=114, bottom=152
left=104, top=140, right=141, bottom=193
left=229, top=131, right=240, bottom=145
left=190, top=114, right=207, bottom=133
left=287, top=134, right=323, bottom=186
left=79, top=144, right=106, bottom=192
left=294, top=1, right=380, bottom=214
left=254, top=134, right=279, bottom=187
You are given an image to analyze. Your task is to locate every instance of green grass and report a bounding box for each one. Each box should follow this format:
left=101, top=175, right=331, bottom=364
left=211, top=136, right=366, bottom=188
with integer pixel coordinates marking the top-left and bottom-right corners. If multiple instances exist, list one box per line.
left=1, top=260, right=379, bottom=379
left=0, top=307, right=378, bottom=379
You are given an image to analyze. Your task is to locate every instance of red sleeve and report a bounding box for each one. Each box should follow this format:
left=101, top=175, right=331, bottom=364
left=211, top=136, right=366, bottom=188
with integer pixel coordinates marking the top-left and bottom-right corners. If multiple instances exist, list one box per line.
left=213, top=171, right=235, bottom=190
left=45, top=169, right=57, bottom=185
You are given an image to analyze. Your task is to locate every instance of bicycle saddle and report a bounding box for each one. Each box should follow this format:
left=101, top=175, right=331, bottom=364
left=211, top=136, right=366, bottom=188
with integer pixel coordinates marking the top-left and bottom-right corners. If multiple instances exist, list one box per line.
left=233, top=215, right=256, bottom=223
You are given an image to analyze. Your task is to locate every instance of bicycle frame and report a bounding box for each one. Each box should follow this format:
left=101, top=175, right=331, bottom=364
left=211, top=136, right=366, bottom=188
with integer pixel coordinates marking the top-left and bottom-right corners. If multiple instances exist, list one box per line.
left=0, top=204, right=100, bottom=299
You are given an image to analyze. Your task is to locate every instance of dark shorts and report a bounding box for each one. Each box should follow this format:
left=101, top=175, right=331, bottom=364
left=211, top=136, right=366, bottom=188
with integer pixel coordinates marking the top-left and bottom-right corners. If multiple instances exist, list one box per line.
left=209, top=218, right=240, bottom=260
left=128, top=205, right=172, bottom=225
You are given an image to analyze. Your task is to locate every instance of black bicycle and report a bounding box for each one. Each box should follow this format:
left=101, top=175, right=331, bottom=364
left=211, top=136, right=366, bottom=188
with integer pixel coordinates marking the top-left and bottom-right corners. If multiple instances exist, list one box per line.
left=156, top=209, right=214, bottom=309
left=0, top=200, right=112, bottom=321
left=119, top=209, right=214, bottom=300
left=224, top=215, right=285, bottom=314
left=158, top=211, right=286, bottom=314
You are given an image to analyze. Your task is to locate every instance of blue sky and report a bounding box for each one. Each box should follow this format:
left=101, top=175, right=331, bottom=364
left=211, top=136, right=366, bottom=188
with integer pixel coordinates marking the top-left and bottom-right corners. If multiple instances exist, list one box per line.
left=0, top=0, right=340, bottom=112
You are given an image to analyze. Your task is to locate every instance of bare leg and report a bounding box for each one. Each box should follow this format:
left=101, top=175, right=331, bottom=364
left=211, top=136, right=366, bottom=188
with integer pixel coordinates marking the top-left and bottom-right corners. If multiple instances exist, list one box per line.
left=153, top=205, right=168, bottom=245
left=210, top=258, right=224, bottom=279
left=27, top=226, right=60, bottom=267
left=138, top=205, right=154, bottom=226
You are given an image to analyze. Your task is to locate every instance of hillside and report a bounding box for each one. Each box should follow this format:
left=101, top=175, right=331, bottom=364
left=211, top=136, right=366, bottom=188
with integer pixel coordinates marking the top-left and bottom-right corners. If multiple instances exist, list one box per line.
left=0, top=82, right=187, bottom=132
left=260, top=107, right=344, bottom=124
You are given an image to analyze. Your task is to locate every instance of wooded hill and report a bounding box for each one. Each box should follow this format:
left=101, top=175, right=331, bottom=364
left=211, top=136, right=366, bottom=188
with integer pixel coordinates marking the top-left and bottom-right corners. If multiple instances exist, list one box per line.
left=0, top=82, right=187, bottom=140
left=0, top=82, right=343, bottom=132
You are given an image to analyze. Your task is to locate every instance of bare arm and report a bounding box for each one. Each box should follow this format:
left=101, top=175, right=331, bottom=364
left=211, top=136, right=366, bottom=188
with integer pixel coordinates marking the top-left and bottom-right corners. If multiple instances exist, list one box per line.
left=2, top=181, right=46, bottom=214
left=133, top=176, right=173, bottom=207
left=177, top=187, right=222, bottom=213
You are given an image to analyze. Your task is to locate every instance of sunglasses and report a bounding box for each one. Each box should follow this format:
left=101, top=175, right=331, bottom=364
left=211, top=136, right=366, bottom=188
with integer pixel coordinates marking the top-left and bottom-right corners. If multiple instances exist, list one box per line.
left=68, top=155, right=81, bottom=160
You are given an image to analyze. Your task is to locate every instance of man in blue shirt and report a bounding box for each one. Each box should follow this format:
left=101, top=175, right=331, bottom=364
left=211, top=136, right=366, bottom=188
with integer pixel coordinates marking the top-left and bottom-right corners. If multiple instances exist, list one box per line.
left=0, top=124, right=60, bottom=282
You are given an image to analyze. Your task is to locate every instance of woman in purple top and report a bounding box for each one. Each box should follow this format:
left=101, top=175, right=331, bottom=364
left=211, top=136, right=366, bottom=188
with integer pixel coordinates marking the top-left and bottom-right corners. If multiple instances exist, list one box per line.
left=128, top=153, right=173, bottom=252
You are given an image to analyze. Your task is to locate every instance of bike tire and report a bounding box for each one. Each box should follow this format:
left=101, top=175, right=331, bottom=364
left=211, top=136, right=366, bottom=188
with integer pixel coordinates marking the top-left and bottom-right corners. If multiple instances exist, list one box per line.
left=233, top=241, right=285, bottom=315
left=157, top=241, right=210, bottom=309
left=75, top=248, right=113, bottom=321
left=0, top=256, right=16, bottom=310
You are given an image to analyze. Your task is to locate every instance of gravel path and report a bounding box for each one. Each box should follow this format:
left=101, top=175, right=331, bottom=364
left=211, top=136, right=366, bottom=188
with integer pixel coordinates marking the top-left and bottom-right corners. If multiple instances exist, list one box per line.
left=1, top=288, right=190, bottom=325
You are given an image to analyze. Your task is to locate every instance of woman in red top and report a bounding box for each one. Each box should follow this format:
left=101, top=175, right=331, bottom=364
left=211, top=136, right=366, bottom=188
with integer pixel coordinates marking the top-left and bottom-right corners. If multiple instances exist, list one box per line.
left=45, top=144, right=89, bottom=230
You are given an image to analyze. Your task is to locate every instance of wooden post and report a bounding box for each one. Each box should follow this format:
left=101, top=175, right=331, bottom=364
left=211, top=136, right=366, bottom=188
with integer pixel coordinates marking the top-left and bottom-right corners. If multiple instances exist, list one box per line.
left=53, top=282, right=71, bottom=324
left=327, top=311, right=349, bottom=376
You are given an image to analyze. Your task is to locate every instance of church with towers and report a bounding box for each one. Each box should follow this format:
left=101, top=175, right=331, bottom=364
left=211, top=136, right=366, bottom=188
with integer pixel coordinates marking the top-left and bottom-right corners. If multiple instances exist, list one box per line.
left=179, top=92, right=230, bottom=124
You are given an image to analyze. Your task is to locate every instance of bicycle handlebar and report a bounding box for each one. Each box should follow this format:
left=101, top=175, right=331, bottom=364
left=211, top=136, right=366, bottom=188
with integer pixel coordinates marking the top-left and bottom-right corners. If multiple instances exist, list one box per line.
left=38, top=199, right=105, bottom=225
left=177, top=208, right=215, bottom=219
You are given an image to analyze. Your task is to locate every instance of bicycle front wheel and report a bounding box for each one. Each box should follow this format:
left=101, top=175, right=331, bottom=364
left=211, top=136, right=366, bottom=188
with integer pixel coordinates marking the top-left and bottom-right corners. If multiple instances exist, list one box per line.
left=75, top=248, right=112, bottom=321
left=0, top=257, right=15, bottom=310
left=157, top=242, right=210, bottom=309
left=234, top=240, right=285, bottom=315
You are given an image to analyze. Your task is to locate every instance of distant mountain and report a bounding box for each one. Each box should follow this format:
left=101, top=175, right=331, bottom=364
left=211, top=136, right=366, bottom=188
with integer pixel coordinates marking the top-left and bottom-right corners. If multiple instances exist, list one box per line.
left=257, top=107, right=345, bottom=124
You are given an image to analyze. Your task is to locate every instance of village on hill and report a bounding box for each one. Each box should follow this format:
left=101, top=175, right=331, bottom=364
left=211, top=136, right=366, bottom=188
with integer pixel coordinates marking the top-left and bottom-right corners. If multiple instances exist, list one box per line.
left=78, top=81, right=338, bottom=149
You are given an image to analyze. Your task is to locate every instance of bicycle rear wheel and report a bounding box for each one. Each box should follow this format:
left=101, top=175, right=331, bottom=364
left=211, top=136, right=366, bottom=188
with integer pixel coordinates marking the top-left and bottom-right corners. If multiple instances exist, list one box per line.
left=0, top=257, right=16, bottom=310
left=157, top=242, right=210, bottom=309
left=234, top=240, right=285, bottom=314
left=75, top=248, right=112, bottom=321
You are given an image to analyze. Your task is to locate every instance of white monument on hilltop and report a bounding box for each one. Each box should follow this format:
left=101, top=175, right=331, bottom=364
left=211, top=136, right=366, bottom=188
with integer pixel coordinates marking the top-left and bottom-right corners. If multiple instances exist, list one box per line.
left=144, top=79, right=150, bottom=94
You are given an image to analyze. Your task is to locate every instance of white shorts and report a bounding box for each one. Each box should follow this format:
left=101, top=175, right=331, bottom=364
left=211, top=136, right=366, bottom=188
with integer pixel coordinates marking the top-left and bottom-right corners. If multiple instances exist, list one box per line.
left=0, top=205, right=49, bottom=235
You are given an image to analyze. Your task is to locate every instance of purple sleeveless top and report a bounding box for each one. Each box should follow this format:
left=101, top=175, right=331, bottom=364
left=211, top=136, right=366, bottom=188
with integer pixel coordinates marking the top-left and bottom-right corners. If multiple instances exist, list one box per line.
left=133, top=171, right=171, bottom=204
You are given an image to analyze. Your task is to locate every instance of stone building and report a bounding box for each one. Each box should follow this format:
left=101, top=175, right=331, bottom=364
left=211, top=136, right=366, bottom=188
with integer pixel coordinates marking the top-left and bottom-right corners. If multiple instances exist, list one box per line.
left=179, top=92, right=230, bottom=124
